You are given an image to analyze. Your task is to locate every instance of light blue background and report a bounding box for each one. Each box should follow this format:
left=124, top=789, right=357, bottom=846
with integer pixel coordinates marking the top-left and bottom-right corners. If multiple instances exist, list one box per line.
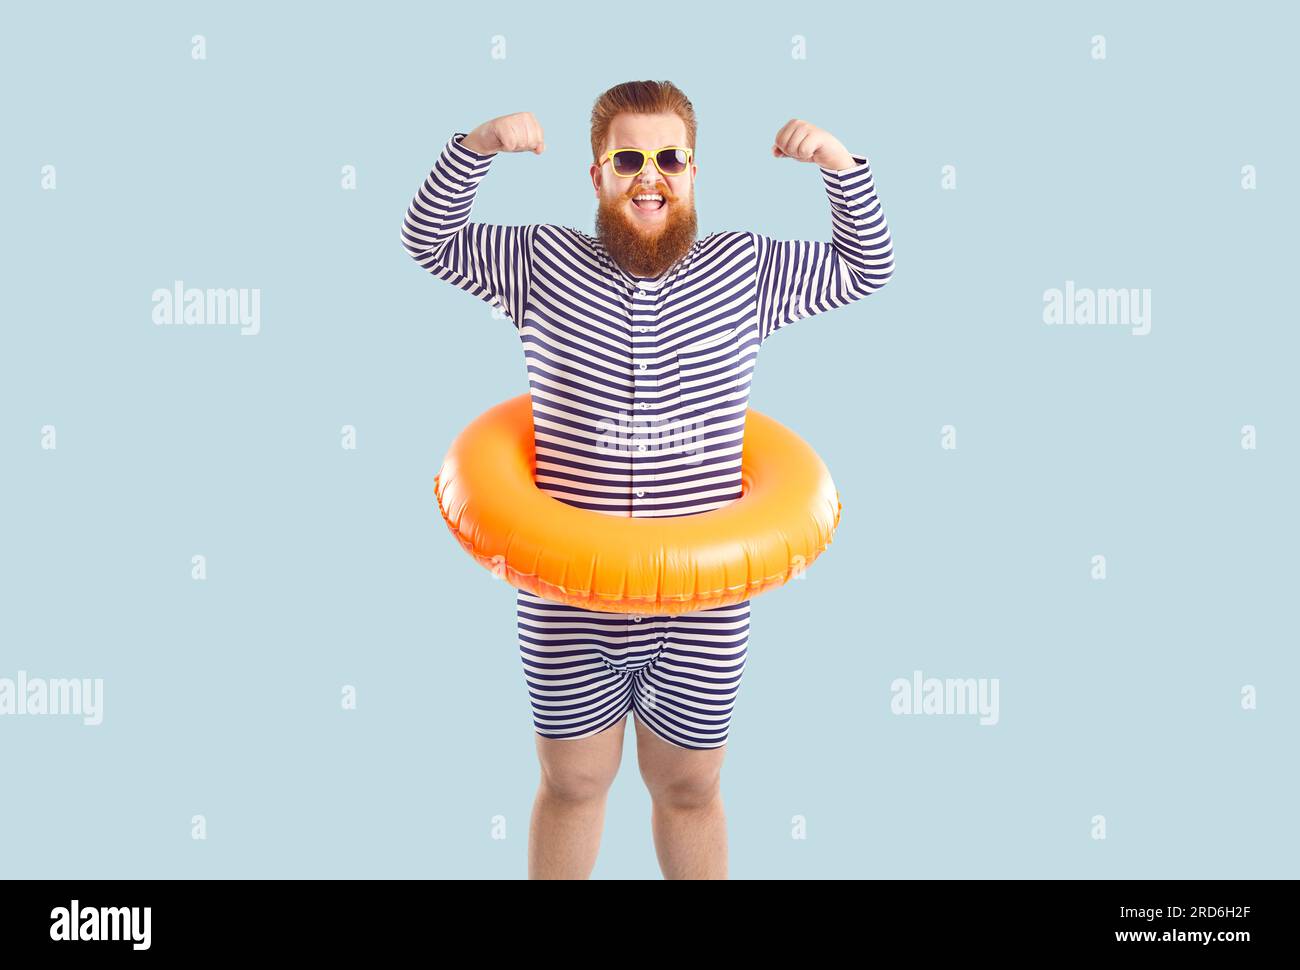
left=2, top=0, right=1296, bottom=879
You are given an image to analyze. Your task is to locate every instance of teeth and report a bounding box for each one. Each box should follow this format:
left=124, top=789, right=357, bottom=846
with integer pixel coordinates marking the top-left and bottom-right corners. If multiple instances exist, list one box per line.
left=633, top=194, right=663, bottom=201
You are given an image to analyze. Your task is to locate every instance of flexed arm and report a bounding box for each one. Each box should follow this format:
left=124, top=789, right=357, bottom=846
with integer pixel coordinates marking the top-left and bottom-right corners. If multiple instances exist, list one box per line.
left=400, top=112, right=547, bottom=329
left=752, top=119, right=895, bottom=343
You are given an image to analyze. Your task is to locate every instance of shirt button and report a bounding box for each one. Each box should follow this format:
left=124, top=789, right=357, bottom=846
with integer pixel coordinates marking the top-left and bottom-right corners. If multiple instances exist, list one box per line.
left=632, top=616, right=642, bottom=623
left=638, top=362, right=647, bottom=371
left=639, top=327, right=648, bottom=333
left=637, top=444, right=647, bottom=452
left=635, top=490, right=645, bottom=498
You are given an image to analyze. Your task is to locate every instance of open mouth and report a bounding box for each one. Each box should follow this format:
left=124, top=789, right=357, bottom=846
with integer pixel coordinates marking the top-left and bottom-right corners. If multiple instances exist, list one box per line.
left=631, top=192, right=666, bottom=212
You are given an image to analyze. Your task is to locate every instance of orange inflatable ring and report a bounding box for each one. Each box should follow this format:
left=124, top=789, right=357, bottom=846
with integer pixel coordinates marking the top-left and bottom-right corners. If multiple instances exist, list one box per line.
left=434, top=393, right=842, bottom=615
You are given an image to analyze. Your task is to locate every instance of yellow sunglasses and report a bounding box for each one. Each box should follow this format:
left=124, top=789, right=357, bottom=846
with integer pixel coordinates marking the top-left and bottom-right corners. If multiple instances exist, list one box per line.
left=600, top=146, right=694, bottom=178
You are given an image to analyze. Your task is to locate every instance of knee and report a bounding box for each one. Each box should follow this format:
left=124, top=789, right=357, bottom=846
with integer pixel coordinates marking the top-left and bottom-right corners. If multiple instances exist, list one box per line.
left=539, top=761, right=618, bottom=804
left=641, top=765, right=722, bottom=810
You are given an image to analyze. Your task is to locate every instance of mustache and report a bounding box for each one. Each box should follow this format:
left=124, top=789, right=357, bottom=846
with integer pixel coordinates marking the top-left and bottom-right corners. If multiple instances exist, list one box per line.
left=626, top=185, right=674, bottom=201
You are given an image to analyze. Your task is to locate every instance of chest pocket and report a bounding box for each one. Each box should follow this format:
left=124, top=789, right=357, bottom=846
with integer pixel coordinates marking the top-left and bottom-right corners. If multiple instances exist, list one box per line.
left=671, top=330, right=741, bottom=412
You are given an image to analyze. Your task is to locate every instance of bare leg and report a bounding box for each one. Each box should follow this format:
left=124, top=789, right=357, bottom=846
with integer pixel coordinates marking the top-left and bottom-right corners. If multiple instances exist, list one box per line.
left=634, top=714, right=728, bottom=879
left=528, top=715, right=627, bottom=879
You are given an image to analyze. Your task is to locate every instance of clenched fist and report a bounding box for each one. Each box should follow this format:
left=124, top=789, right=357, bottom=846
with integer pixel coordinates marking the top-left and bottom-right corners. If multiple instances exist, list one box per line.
left=461, top=112, right=546, bottom=156
left=771, top=119, right=854, bottom=171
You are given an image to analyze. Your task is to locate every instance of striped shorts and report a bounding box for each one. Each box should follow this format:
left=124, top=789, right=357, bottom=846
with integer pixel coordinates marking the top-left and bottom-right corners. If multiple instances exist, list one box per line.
left=516, top=589, right=751, bottom=749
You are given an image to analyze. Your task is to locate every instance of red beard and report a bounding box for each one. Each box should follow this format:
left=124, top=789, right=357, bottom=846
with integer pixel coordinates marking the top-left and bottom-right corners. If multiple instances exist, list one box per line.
left=595, top=188, right=698, bottom=278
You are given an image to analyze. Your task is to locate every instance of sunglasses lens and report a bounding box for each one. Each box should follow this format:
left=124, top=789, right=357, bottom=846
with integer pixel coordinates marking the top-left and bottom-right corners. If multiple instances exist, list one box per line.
left=656, top=148, right=689, bottom=174
left=612, top=150, right=644, bottom=176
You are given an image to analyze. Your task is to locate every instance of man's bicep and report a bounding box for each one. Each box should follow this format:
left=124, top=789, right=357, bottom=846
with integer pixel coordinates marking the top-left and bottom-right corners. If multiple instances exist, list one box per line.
left=750, top=232, right=845, bottom=341
left=750, top=228, right=892, bottom=343
left=410, top=221, right=538, bottom=329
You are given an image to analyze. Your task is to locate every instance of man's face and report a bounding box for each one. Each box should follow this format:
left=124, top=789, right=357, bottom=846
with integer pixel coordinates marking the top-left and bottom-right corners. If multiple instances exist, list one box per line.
left=590, top=112, right=698, bottom=278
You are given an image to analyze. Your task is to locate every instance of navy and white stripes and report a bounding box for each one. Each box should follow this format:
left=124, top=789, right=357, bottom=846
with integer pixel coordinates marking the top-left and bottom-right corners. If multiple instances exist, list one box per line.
left=402, top=131, right=892, bottom=519
left=517, top=590, right=750, bottom=748
left=403, top=129, right=893, bottom=747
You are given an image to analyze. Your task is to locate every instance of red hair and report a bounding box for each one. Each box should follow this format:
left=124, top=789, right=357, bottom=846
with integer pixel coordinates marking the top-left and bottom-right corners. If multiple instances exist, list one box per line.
left=589, top=80, right=697, bottom=164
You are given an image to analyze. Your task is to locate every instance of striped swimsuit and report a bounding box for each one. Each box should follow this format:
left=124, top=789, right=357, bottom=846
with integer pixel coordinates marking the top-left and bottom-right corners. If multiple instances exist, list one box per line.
left=402, top=131, right=894, bottom=749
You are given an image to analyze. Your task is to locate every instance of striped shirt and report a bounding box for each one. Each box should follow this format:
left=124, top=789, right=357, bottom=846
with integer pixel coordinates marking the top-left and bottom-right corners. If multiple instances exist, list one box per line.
left=402, top=131, right=894, bottom=520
